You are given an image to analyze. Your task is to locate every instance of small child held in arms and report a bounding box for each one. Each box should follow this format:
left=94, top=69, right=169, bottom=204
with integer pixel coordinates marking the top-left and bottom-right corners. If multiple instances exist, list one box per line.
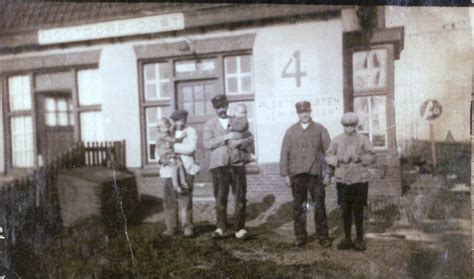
left=326, top=112, right=376, bottom=251
left=156, top=117, right=188, bottom=193
left=228, top=103, right=254, bottom=165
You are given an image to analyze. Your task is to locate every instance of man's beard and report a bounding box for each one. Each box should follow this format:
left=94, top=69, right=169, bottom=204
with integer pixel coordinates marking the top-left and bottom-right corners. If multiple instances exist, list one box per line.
left=218, top=111, right=227, bottom=118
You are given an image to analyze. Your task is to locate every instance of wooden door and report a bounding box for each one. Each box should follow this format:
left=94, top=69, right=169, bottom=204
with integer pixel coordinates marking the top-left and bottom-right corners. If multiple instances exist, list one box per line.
left=176, top=80, right=218, bottom=182
left=36, top=93, right=75, bottom=162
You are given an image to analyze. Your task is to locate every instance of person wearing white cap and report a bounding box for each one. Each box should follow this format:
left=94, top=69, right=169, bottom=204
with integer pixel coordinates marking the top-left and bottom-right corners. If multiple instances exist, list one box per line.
left=326, top=112, right=376, bottom=251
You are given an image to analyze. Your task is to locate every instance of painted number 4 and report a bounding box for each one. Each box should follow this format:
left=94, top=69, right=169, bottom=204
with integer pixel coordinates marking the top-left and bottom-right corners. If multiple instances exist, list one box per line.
left=281, top=50, right=307, bottom=87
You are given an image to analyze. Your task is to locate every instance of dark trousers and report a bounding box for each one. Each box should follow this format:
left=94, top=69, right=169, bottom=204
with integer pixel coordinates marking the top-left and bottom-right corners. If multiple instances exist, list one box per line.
left=290, top=174, right=329, bottom=241
left=211, top=166, right=247, bottom=231
left=163, top=174, right=194, bottom=232
left=337, top=182, right=368, bottom=240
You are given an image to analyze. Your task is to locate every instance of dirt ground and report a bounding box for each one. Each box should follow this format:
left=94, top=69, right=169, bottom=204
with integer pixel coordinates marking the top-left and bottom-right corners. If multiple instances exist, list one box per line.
left=5, top=174, right=471, bottom=278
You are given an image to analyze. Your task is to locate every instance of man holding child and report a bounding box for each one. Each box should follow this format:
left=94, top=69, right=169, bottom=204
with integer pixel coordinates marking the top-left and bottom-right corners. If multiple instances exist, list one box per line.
left=158, top=109, right=200, bottom=238
left=204, top=95, right=254, bottom=240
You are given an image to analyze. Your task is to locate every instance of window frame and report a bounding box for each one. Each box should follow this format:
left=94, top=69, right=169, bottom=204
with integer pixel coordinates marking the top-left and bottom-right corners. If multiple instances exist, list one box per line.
left=343, top=40, right=396, bottom=152
left=138, top=51, right=256, bottom=166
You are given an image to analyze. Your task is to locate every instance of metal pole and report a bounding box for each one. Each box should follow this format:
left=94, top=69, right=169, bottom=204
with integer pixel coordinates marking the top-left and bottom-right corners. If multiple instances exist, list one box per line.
left=430, top=122, right=437, bottom=168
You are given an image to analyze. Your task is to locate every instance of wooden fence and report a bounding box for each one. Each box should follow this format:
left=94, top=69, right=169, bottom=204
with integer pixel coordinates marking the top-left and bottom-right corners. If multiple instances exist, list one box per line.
left=0, top=140, right=126, bottom=266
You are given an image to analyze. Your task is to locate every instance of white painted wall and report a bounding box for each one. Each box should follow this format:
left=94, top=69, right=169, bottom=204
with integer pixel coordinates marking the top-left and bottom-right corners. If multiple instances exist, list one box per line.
left=386, top=7, right=471, bottom=143
left=254, top=19, right=344, bottom=163
left=99, top=44, right=142, bottom=168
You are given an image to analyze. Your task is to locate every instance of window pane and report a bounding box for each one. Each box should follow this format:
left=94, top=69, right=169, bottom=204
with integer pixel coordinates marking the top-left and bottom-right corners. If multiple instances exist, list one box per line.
left=354, top=96, right=387, bottom=148
left=159, top=83, right=170, bottom=99
left=199, top=59, right=216, bottom=72
left=206, top=102, right=214, bottom=115
left=175, top=60, right=197, bottom=73
left=194, top=85, right=204, bottom=100
left=370, top=96, right=387, bottom=148
left=183, top=102, right=193, bottom=115
left=9, top=75, right=31, bottom=111
left=58, top=112, right=68, bottom=126
left=353, top=49, right=387, bottom=92
left=80, top=112, right=104, bottom=142
left=158, top=63, right=171, bottom=79
left=227, top=77, right=238, bottom=94
left=144, top=63, right=156, bottom=81
left=194, top=101, right=205, bottom=116
left=46, top=112, right=57, bottom=126
left=45, top=98, right=56, bottom=112
left=240, top=55, right=252, bottom=73
left=241, top=75, right=253, bottom=93
left=57, top=99, right=67, bottom=112
left=11, top=116, right=34, bottom=167
left=182, top=86, right=193, bottom=102
left=225, top=57, right=237, bottom=74
left=354, top=97, right=370, bottom=133
left=78, top=69, right=102, bottom=106
left=145, top=83, right=157, bottom=100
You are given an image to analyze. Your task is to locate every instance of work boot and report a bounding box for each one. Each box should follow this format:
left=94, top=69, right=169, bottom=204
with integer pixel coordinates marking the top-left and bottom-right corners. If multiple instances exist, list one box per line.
left=183, top=228, right=195, bottom=238
left=293, top=238, right=306, bottom=247
left=336, top=238, right=354, bottom=250
left=318, top=238, right=332, bottom=248
left=353, top=239, right=367, bottom=251
left=235, top=229, right=249, bottom=240
left=211, top=228, right=225, bottom=240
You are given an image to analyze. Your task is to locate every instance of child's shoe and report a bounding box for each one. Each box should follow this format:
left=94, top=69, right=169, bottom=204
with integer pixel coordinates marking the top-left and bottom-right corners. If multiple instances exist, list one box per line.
left=353, top=239, right=367, bottom=251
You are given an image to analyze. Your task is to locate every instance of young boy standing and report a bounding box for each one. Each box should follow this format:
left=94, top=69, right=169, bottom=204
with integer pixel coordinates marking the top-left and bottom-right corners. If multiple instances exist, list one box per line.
left=326, top=112, right=376, bottom=251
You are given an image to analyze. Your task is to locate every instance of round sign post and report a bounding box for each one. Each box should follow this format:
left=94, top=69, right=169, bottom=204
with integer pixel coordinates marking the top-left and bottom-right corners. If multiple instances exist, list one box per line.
left=420, top=100, right=442, bottom=168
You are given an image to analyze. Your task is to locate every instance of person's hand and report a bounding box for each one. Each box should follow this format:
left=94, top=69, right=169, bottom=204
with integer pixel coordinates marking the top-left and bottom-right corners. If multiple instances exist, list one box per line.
left=225, top=132, right=241, bottom=140
left=323, top=175, right=331, bottom=186
left=284, top=176, right=291, bottom=187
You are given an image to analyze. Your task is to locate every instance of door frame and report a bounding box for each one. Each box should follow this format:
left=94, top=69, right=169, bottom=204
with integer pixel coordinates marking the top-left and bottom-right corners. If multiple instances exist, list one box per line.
left=35, top=90, right=75, bottom=162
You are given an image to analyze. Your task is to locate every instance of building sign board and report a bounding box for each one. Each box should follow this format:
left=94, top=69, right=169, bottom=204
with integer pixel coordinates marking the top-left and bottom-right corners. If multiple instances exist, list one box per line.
left=38, top=13, right=185, bottom=45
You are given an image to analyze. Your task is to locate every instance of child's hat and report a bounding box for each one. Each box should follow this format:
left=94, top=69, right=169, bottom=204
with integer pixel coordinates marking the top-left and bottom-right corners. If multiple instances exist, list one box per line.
left=341, top=112, right=359, bottom=126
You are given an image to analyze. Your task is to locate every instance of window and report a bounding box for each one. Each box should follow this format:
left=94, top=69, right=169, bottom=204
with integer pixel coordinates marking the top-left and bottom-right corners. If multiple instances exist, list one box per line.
left=351, top=48, right=389, bottom=149
left=8, top=75, right=34, bottom=167
left=11, top=116, right=34, bottom=168
left=80, top=112, right=104, bottom=142
left=78, top=69, right=102, bottom=106
left=77, top=69, right=104, bottom=142
left=143, top=63, right=171, bottom=100
left=45, top=97, right=74, bottom=126
left=224, top=55, right=253, bottom=95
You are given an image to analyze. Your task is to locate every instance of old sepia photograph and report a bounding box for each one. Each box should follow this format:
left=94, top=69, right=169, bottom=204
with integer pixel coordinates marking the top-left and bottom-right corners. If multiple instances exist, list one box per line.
left=0, top=1, right=472, bottom=278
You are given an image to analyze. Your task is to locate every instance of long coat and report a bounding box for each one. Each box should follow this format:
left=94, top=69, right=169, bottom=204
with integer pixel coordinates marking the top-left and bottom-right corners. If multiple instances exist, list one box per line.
left=279, top=121, right=331, bottom=177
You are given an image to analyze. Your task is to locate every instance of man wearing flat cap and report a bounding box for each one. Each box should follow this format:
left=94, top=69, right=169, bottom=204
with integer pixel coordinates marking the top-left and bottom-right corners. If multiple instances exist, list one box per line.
left=326, top=112, right=376, bottom=251
left=280, top=100, right=332, bottom=247
left=160, top=109, right=200, bottom=237
left=203, top=95, right=254, bottom=240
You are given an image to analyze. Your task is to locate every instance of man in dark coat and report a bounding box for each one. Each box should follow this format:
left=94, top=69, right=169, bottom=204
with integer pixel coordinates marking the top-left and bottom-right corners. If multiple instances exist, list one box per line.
left=280, top=101, right=332, bottom=247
